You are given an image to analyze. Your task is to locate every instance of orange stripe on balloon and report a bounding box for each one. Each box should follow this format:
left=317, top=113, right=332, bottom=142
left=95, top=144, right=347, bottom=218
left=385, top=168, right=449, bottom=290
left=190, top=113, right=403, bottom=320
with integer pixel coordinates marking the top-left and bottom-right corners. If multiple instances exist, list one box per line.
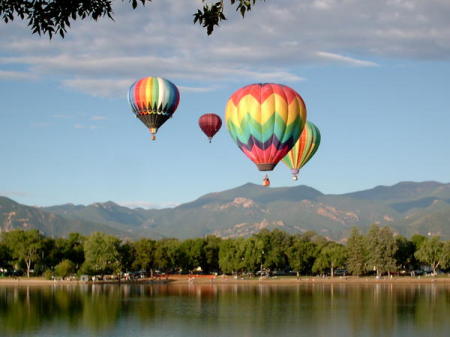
left=139, top=78, right=147, bottom=113
left=298, top=127, right=308, bottom=165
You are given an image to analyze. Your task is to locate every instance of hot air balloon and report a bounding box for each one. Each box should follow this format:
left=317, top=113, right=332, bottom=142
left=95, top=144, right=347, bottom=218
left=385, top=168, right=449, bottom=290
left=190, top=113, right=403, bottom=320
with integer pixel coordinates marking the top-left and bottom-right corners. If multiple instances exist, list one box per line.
left=282, top=121, right=321, bottom=181
left=199, top=113, right=222, bottom=143
left=225, top=83, right=307, bottom=179
left=128, top=77, right=180, bottom=141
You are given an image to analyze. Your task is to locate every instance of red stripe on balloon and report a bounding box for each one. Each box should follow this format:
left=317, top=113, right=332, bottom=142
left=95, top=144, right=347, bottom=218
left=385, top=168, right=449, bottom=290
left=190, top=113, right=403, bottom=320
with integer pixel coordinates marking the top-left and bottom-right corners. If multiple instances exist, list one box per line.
left=241, top=144, right=291, bottom=165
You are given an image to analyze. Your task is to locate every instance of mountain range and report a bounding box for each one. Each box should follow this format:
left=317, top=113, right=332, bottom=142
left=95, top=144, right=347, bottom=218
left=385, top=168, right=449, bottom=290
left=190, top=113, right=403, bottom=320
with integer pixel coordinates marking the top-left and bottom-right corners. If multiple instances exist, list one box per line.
left=1, top=181, right=450, bottom=240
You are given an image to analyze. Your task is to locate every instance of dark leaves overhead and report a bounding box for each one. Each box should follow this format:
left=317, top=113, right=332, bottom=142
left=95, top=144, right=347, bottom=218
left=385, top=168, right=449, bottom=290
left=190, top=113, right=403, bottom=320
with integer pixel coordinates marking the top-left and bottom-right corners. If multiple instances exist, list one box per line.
left=1, top=0, right=263, bottom=38
left=193, top=0, right=263, bottom=35
left=0, top=0, right=150, bottom=38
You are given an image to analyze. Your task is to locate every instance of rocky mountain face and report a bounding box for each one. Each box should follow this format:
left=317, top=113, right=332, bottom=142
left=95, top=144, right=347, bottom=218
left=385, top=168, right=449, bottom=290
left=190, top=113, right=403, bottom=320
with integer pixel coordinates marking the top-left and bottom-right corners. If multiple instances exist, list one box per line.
left=1, top=181, right=450, bottom=240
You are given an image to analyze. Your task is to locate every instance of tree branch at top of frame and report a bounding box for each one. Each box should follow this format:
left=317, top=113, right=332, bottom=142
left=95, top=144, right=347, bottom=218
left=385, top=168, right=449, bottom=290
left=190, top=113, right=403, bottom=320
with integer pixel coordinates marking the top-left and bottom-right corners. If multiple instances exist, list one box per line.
left=0, top=0, right=265, bottom=39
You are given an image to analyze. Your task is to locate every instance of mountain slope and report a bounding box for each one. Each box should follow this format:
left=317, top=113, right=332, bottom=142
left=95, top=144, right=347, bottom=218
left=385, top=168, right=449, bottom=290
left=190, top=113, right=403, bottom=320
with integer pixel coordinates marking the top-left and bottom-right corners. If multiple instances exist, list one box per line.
left=0, top=197, right=128, bottom=237
left=2, top=181, right=450, bottom=240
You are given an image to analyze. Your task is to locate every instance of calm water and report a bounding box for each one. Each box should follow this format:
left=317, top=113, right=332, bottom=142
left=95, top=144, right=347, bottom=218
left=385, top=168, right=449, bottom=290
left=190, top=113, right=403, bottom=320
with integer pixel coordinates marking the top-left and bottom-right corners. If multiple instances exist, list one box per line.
left=1, top=283, right=450, bottom=337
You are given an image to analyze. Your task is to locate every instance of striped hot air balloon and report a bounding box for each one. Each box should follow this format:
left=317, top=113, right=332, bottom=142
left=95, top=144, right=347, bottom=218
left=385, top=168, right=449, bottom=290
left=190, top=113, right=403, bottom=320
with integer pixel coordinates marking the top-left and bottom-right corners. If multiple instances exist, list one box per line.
left=282, top=121, right=321, bottom=180
left=225, top=83, right=307, bottom=173
left=128, top=77, right=180, bottom=140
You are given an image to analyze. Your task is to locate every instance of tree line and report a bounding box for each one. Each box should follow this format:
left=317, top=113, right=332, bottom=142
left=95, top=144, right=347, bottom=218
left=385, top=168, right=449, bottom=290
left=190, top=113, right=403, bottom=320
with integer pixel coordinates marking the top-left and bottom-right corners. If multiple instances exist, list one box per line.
left=1, top=225, right=450, bottom=279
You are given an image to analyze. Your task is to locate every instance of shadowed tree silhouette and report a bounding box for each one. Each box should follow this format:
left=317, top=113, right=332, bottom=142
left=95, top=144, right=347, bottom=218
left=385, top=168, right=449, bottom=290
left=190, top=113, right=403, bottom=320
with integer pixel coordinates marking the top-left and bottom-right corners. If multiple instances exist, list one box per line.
left=1, top=0, right=265, bottom=38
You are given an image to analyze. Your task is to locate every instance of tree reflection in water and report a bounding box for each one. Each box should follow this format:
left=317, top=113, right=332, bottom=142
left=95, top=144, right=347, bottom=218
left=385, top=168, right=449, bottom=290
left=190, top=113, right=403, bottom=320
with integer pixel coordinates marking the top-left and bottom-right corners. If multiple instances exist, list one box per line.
left=1, top=284, right=450, bottom=337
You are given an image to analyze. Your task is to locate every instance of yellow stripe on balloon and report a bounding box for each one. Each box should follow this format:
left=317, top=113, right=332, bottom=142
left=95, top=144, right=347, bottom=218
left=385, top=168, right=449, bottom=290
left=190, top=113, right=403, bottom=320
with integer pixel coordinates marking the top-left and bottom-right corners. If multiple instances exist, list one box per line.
left=145, top=77, right=152, bottom=112
left=274, top=93, right=289, bottom=123
left=244, top=95, right=262, bottom=126
left=259, top=92, right=275, bottom=125
left=226, top=100, right=241, bottom=128
left=287, top=96, right=306, bottom=127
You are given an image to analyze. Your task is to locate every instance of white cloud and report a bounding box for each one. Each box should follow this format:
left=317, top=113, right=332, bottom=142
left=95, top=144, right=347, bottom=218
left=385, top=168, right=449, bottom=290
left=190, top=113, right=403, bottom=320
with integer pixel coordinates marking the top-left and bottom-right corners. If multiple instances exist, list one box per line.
left=316, top=51, right=379, bottom=67
left=31, top=122, right=51, bottom=128
left=62, top=78, right=132, bottom=97
left=0, top=70, right=36, bottom=80
left=179, top=86, right=217, bottom=93
left=0, top=191, right=30, bottom=198
left=74, top=123, right=98, bottom=130
left=90, top=115, right=107, bottom=121
left=119, top=201, right=179, bottom=209
left=1, top=0, right=449, bottom=96
left=52, top=113, right=72, bottom=119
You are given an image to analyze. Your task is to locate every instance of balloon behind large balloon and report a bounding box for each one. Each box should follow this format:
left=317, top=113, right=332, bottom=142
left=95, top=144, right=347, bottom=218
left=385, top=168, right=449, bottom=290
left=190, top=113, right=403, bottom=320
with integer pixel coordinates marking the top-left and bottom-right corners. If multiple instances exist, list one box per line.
left=282, top=121, right=321, bottom=180
left=128, top=77, right=180, bottom=140
left=199, top=113, right=222, bottom=142
left=225, top=83, right=307, bottom=171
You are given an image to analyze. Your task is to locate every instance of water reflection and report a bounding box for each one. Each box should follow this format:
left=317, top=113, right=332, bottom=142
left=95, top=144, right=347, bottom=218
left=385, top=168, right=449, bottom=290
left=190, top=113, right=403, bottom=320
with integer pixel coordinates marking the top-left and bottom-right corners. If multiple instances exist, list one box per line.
left=1, top=283, right=450, bottom=337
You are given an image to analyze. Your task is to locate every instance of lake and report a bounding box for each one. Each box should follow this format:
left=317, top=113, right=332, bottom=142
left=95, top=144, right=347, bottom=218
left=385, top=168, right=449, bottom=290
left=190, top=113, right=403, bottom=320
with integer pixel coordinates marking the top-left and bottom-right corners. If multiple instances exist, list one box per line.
left=1, top=282, right=450, bottom=337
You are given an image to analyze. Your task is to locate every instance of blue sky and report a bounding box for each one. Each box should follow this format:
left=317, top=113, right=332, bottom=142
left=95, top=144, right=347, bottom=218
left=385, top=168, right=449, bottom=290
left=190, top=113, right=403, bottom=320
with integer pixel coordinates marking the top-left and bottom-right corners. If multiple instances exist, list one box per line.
left=1, top=0, right=449, bottom=208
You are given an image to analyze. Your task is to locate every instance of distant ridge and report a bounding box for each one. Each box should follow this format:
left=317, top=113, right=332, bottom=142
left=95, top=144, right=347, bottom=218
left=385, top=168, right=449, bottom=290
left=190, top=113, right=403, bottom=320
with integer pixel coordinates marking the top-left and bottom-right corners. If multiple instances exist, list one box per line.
left=1, top=181, right=450, bottom=240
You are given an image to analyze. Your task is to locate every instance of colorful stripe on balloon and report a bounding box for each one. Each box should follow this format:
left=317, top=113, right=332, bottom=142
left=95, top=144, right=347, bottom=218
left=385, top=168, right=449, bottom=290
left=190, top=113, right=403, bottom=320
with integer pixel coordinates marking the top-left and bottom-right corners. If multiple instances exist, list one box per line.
left=225, top=83, right=307, bottom=170
left=128, top=77, right=180, bottom=116
left=282, top=121, right=321, bottom=173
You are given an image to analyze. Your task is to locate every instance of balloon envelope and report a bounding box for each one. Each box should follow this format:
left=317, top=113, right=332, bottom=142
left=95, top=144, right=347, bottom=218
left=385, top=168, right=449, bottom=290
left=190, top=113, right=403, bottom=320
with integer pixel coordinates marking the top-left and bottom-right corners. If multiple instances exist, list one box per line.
left=282, top=121, right=321, bottom=179
left=225, top=83, right=307, bottom=171
left=128, top=77, right=180, bottom=139
left=199, top=113, right=222, bottom=142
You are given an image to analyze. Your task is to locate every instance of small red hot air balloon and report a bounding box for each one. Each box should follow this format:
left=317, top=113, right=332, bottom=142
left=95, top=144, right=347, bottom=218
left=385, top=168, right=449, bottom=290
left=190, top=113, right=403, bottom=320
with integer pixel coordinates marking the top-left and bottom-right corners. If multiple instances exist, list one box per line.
left=199, top=113, right=222, bottom=143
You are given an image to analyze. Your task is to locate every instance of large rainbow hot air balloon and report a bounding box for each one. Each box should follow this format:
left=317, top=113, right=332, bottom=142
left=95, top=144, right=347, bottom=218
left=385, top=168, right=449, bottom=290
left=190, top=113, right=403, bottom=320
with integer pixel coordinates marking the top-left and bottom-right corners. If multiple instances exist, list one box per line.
left=128, top=77, right=180, bottom=140
left=282, top=121, right=321, bottom=180
left=225, top=83, right=307, bottom=172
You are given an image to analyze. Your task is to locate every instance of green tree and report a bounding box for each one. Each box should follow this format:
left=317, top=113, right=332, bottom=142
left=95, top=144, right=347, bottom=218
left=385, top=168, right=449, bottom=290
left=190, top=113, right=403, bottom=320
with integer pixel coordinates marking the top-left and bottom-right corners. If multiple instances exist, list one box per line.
left=1, top=0, right=264, bottom=38
left=0, top=242, right=12, bottom=271
left=219, top=238, right=244, bottom=274
left=440, top=241, right=450, bottom=270
left=119, top=241, right=135, bottom=272
left=253, top=229, right=290, bottom=272
left=415, top=236, right=445, bottom=275
left=312, top=242, right=347, bottom=277
left=394, top=235, right=416, bottom=271
left=55, top=233, right=85, bottom=268
left=346, top=228, right=367, bottom=276
left=204, top=235, right=222, bottom=273
left=286, top=236, right=317, bottom=278
left=411, top=234, right=428, bottom=249
left=1, top=229, right=44, bottom=277
left=240, top=237, right=262, bottom=273
left=153, top=238, right=180, bottom=273
left=54, top=259, right=75, bottom=278
left=178, top=238, right=206, bottom=273
left=132, top=238, right=156, bottom=274
left=366, top=225, right=398, bottom=277
left=36, top=236, right=59, bottom=274
left=81, top=232, right=121, bottom=275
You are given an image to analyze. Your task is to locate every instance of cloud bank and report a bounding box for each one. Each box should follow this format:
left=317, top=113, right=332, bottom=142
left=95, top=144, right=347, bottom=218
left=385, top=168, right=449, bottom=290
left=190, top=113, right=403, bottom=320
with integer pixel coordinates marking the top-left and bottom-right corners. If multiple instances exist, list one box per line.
left=0, top=0, right=449, bottom=96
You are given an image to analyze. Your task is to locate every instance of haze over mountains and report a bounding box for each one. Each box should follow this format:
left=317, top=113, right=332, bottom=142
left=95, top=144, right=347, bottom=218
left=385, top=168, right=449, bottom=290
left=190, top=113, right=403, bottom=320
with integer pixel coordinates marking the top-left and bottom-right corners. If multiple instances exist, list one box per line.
left=1, top=181, right=450, bottom=240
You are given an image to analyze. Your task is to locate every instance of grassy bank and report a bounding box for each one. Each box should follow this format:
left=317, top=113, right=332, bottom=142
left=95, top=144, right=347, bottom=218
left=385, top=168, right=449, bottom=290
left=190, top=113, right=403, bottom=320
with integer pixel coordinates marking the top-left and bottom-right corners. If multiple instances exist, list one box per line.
left=2, top=275, right=450, bottom=286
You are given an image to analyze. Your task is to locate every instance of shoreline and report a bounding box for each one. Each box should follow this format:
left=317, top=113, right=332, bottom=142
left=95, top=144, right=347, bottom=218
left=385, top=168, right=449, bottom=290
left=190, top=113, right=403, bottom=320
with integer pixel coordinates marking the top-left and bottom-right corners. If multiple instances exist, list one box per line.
left=2, top=275, right=450, bottom=286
